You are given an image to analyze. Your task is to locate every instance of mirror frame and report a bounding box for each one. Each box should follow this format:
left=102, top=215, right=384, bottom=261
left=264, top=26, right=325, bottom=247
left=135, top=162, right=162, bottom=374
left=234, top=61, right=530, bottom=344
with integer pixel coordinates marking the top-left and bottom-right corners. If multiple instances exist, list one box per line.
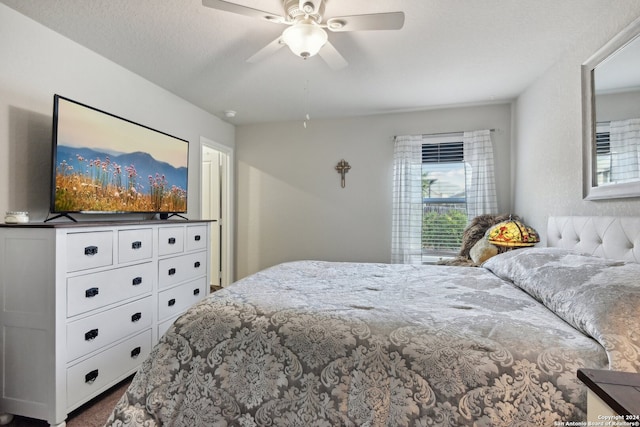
left=582, top=16, right=640, bottom=200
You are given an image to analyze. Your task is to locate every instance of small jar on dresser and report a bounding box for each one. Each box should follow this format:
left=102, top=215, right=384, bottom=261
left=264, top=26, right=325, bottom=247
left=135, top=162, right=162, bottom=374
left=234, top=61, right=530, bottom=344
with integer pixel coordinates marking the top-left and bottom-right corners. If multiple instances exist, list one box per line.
left=0, top=220, right=212, bottom=427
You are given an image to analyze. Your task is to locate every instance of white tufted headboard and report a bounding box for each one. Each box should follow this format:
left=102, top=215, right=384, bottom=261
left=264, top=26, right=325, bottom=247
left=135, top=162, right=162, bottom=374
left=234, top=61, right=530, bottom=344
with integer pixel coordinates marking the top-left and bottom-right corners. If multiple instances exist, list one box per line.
left=547, top=216, right=640, bottom=263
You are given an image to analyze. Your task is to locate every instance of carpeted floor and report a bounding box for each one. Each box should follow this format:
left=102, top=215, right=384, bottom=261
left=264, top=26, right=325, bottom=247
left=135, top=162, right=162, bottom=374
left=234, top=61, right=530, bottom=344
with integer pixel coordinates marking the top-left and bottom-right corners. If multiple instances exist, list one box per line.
left=5, top=376, right=132, bottom=427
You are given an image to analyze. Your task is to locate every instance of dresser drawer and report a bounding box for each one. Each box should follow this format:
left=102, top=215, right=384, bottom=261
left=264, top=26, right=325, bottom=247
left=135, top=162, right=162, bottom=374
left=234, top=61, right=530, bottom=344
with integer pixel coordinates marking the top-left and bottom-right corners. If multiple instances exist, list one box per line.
left=186, top=225, right=208, bottom=252
left=67, top=262, right=154, bottom=317
left=118, top=228, right=153, bottom=263
left=158, top=226, right=184, bottom=255
left=158, top=277, right=206, bottom=322
left=158, top=316, right=177, bottom=338
left=67, top=329, right=151, bottom=408
left=67, top=296, right=153, bottom=361
left=158, top=251, right=207, bottom=289
left=66, top=231, right=113, bottom=272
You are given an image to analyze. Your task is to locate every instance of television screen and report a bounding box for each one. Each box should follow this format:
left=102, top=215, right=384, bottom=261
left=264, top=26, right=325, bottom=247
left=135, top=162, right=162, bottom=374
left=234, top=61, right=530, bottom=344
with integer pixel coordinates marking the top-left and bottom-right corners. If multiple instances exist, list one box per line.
left=51, top=95, right=189, bottom=215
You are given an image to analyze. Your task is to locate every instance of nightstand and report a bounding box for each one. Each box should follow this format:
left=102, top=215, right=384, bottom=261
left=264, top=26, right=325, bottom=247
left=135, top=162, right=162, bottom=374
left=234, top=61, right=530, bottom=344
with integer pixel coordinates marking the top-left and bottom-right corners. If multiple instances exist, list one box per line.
left=577, top=368, right=640, bottom=422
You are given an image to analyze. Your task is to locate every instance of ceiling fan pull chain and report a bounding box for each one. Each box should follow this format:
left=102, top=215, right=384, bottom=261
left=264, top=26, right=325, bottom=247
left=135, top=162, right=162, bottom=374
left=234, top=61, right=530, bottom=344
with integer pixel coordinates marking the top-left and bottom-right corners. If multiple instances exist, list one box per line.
left=303, top=80, right=311, bottom=128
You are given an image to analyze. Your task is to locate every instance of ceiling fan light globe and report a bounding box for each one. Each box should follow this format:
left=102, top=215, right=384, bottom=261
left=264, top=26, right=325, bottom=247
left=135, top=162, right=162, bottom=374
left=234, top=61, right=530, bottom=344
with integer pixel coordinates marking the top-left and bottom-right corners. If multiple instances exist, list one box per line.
left=282, top=22, right=328, bottom=59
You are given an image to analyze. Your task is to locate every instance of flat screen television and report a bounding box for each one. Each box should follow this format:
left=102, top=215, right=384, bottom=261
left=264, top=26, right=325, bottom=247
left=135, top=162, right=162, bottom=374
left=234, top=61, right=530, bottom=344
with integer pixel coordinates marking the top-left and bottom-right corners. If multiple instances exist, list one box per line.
left=50, top=94, right=189, bottom=219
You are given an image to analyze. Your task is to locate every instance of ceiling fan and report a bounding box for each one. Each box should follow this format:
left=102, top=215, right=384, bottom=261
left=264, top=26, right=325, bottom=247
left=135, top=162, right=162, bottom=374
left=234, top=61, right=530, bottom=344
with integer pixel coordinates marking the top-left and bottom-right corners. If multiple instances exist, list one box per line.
left=202, top=0, right=405, bottom=70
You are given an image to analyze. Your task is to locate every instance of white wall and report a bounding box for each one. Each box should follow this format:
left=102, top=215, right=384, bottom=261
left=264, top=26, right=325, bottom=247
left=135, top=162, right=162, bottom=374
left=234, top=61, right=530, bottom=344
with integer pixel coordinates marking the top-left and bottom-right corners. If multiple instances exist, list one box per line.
left=0, top=4, right=234, bottom=222
left=236, top=103, right=512, bottom=278
left=514, top=6, right=640, bottom=241
left=596, top=90, right=640, bottom=121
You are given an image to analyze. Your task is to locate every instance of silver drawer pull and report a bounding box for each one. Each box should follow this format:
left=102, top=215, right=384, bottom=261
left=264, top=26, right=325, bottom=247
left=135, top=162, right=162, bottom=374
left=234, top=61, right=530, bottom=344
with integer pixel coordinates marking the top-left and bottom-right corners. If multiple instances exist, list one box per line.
left=85, top=287, right=99, bottom=298
left=131, top=241, right=142, bottom=250
left=84, top=246, right=98, bottom=256
left=84, top=329, right=99, bottom=341
left=85, top=369, right=99, bottom=384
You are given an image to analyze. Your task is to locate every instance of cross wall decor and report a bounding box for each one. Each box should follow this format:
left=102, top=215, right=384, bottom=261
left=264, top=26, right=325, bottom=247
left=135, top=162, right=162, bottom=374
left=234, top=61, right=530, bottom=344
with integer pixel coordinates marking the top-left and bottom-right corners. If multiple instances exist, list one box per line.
left=335, top=159, right=351, bottom=188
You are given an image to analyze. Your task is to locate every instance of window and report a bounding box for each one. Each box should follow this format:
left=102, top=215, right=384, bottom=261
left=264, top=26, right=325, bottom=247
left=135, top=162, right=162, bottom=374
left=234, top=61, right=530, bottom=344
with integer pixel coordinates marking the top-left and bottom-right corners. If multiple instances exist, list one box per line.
left=596, top=119, right=640, bottom=184
left=391, top=130, right=496, bottom=265
left=596, top=123, right=611, bottom=185
left=422, top=140, right=467, bottom=257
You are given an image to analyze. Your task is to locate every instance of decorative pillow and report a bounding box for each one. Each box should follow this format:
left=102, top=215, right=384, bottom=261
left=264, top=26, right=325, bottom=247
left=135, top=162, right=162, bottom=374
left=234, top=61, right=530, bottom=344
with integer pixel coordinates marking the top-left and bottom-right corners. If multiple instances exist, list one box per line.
left=469, top=237, right=498, bottom=264
left=483, top=247, right=640, bottom=372
left=487, top=219, right=540, bottom=247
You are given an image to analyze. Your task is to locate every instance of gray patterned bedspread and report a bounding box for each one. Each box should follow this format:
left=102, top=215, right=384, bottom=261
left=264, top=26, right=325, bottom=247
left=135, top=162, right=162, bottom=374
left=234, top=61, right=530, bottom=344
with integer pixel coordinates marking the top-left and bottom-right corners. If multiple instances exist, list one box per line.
left=105, top=251, right=639, bottom=426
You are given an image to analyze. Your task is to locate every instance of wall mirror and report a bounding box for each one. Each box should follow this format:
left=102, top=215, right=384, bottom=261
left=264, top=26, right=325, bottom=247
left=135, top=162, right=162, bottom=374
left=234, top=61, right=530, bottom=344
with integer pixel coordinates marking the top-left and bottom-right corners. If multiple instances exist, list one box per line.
left=582, top=16, right=640, bottom=200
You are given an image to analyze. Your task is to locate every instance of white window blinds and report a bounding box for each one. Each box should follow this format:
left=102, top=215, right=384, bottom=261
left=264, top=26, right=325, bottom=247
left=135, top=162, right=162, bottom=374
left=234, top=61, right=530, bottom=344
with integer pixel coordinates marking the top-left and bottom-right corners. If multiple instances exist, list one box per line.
left=421, top=135, right=466, bottom=256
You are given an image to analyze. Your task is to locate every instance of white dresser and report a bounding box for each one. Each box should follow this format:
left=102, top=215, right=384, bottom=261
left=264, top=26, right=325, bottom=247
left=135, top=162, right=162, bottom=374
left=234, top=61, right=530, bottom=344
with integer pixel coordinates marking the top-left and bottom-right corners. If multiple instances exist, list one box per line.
left=0, top=220, right=212, bottom=427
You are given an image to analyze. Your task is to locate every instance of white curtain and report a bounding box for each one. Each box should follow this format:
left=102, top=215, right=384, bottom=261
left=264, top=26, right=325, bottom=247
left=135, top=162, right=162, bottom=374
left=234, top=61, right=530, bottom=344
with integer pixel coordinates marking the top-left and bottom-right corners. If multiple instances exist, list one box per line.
left=610, top=118, right=640, bottom=183
left=463, top=130, right=498, bottom=220
left=391, top=135, right=423, bottom=264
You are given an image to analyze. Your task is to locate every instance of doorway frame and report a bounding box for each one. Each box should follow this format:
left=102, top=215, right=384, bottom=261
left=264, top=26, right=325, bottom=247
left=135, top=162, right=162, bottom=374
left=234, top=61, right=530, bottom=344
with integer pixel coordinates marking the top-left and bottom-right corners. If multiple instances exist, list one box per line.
left=200, top=137, right=234, bottom=286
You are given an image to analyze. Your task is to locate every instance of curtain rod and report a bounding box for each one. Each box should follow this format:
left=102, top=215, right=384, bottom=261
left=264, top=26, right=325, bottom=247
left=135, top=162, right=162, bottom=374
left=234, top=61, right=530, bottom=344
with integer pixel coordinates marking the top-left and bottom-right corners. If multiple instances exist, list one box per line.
left=393, top=129, right=496, bottom=140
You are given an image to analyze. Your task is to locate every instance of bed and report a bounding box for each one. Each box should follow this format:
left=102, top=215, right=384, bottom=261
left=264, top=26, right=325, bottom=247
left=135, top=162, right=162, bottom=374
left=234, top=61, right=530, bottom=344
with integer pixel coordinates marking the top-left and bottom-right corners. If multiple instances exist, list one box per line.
left=105, top=216, right=640, bottom=426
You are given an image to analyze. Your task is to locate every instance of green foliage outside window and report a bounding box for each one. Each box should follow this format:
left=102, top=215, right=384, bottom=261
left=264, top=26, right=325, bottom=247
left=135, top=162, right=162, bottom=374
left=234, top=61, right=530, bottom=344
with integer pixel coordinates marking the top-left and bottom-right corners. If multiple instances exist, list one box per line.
left=422, top=209, right=467, bottom=250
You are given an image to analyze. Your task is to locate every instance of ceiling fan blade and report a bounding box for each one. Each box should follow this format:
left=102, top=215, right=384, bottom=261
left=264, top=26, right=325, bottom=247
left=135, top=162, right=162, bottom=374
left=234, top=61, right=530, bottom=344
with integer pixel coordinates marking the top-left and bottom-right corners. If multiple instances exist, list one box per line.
left=202, top=0, right=285, bottom=23
left=326, top=12, right=405, bottom=32
left=246, top=36, right=286, bottom=63
left=319, top=41, right=348, bottom=70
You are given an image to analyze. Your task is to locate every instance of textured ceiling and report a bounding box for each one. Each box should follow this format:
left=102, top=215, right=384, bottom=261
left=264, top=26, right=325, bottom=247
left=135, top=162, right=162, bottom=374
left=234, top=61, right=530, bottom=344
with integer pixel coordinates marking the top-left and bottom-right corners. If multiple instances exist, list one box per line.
left=0, top=0, right=629, bottom=125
